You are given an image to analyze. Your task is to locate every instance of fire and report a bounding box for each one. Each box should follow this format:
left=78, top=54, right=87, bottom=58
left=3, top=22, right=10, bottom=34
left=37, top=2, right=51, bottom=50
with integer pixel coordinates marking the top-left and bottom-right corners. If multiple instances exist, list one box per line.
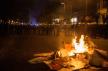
left=56, top=35, right=94, bottom=70
left=58, top=35, right=94, bottom=57
left=29, top=34, right=95, bottom=70
left=72, top=35, right=88, bottom=53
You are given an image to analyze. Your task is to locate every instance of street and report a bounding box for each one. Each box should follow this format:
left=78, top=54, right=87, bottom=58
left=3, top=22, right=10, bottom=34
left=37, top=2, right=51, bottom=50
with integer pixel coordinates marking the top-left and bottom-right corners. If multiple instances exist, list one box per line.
left=0, top=33, right=108, bottom=71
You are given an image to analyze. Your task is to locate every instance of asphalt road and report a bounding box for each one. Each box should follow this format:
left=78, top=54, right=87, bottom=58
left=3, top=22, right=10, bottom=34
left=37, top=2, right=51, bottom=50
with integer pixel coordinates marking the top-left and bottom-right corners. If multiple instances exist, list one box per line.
left=0, top=33, right=108, bottom=71
left=0, top=34, right=61, bottom=71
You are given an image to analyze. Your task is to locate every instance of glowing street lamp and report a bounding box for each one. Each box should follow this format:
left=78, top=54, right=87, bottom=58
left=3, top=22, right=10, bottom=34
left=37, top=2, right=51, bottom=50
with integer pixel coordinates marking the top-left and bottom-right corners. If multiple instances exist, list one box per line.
left=60, top=2, right=66, bottom=19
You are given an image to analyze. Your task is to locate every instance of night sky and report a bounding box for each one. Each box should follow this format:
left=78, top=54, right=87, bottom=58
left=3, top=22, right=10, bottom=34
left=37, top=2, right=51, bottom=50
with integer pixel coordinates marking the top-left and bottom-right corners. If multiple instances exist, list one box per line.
left=0, top=0, right=108, bottom=21
left=0, top=0, right=60, bottom=20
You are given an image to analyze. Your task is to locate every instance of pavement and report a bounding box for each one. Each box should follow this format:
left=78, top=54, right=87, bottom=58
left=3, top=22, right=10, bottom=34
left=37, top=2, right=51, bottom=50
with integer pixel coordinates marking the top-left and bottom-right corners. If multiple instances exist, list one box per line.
left=0, top=33, right=108, bottom=71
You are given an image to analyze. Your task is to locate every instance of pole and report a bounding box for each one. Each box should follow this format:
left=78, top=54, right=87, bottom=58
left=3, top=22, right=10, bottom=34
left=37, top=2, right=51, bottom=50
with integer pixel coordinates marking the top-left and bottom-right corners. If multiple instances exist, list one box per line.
left=98, top=0, right=103, bottom=24
left=63, top=0, right=66, bottom=20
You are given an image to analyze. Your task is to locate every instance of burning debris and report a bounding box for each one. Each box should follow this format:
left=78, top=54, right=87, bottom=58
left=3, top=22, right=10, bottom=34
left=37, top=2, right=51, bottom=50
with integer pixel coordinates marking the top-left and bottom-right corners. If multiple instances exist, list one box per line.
left=28, top=35, right=108, bottom=71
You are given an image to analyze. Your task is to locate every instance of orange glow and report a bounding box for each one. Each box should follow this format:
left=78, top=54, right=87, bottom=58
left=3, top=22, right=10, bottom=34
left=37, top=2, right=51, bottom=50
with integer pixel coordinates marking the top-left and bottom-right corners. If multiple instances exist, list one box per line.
left=72, top=35, right=88, bottom=53
left=58, top=35, right=94, bottom=57
left=57, top=35, right=94, bottom=69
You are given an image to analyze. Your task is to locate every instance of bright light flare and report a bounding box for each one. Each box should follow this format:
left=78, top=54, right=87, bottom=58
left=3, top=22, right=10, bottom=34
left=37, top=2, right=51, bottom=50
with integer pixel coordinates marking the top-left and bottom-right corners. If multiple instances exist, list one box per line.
left=70, top=17, right=77, bottom=23
left=58, top=35, right=94, bottom=57
left=72, top=35, right=88, bottom=53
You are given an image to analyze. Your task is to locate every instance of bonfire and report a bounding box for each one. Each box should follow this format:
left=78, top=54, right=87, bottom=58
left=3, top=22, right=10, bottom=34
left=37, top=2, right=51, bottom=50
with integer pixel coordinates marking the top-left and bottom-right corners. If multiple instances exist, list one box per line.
left=29, top=35, right=108, bottom=71
left=52, top=35, right=94, bottom=70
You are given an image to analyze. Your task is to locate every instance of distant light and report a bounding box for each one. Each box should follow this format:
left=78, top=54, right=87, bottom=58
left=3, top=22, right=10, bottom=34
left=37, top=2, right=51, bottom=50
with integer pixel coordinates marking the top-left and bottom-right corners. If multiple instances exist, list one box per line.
left=54, top=18, right=60, bottom=23
left=70, top=17, right=78, bottom=24
left=11, top=20, right=14, bottom=23
left=21, top=22, right=24, bottom=25
left=70, top=18, right=74, bottom=23
left=61, top=2, right=65, bottom=5
left=74, top=17, right=77, bottom=23
left=30, top=16, right=38, bottom=27
left=30, top=23, right=39, bottom=27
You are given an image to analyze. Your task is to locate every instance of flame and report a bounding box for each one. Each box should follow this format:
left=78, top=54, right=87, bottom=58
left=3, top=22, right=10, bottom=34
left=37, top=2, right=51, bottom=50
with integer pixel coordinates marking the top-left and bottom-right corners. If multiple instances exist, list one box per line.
left=58, top=35, right=94, bottom=57
left=56, top=35, right=94, bottom=70
left=72, top=35, right=88, bottom=53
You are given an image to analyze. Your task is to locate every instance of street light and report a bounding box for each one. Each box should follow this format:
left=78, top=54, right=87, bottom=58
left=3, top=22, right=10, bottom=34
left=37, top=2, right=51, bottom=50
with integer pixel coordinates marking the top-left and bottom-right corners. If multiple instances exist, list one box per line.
left=60, top=2, right=66, bottom=19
